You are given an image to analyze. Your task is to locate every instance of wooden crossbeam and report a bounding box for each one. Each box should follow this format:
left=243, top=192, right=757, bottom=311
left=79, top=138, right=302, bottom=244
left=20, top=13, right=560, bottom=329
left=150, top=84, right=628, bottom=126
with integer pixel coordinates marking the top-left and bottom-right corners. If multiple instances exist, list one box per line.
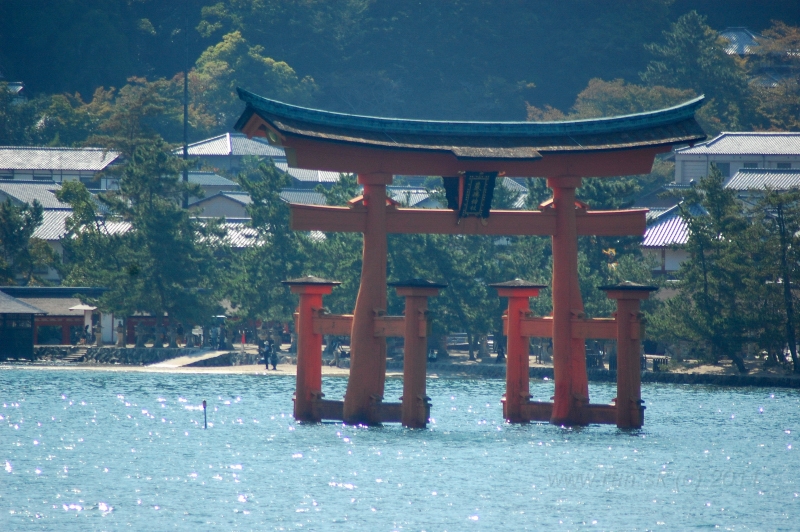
left=373, top=316, right=405, bottom=337
left=290, top=204, right=646, bottom=237
left=571, top=318, right=617, bottom=339
left=511, top=316, right=636, bottom=340
left=310, top=313, right=412, bottom=338
left=313, top=314, right=353, bottom=335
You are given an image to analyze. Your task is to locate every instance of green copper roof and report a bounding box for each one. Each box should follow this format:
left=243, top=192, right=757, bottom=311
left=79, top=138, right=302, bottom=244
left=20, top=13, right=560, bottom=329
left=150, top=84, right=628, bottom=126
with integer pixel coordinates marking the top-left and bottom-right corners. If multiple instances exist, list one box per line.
left=235, top=88, right=706, bottom=157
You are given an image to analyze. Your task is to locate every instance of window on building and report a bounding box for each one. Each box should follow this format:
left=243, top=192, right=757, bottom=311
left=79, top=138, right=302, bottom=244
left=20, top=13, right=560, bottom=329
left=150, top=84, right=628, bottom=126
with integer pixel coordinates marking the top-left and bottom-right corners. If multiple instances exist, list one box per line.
left=777, top=163, right=792, bottom=169
left=80, top=177, right=100, bottom=190
left=714, top=162, right=730, bottom=177
left=0, top=172, right=12, bottom=180
left=743, top=162, right=758, bottom=169
left=32, top=171, right=53, bottom=181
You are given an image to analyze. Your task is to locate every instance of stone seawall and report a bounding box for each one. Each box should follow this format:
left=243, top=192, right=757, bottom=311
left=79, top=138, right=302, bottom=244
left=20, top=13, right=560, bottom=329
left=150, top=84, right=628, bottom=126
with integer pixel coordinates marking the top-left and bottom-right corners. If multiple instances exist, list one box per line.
left=33, top=346, right=203, bottom=366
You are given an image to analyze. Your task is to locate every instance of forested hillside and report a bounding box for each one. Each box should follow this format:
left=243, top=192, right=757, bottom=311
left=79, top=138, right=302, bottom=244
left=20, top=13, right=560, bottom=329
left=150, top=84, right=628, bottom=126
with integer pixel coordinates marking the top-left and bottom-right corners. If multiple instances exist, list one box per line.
left=1, top=0, right=799, bottom=130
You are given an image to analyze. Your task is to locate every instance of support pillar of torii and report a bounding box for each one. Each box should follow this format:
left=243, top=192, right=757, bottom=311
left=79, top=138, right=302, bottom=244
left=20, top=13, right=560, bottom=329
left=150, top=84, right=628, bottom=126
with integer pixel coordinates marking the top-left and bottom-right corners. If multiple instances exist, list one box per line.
left=290, top=174, right=644, bottom=425
left=233, top=89, right=706, bottom=426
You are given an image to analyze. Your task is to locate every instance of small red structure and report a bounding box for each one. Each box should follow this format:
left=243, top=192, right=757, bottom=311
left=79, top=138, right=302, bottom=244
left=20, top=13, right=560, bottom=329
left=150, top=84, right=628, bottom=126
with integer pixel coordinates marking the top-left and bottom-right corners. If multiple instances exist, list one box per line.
left=284, top=276, right=443, bottom=427
left=493, top=279, right=656, bottom=428
left=236, top=90, right=705, bottom=426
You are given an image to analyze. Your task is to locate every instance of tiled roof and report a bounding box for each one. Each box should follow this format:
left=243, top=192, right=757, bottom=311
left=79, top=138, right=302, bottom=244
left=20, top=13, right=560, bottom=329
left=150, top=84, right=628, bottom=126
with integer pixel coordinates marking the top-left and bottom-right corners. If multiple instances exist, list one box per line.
left=0, top=146, right=119, bottom=170
left=221, top=191, right=252, bottom=205
left=188, top=171, right=238, bottom=187
left=178, top=133, right=285, bottom=158
left=386, top=187, right=434, bottom=207
left=0, top=291, right=45, bottom=314
left=500, top=177, right=528, bottom=193
left=676, top=132, right=800, bottom=155
left=725, top=169, right=800, bottom=191
left=0, top=181, right=69, bottom=208
left=16, top=297, right=83, bottom=316
left=98, top=220, right=132, bottom=236
left=279, top=189, right=327, bottom=205
left=191, top=191, right=252, bottom=207
left=220, top=222, right=261, bottom=248
left=720, top=27, right=761, bottom=55
left=32, top=209, right=73, bottom=241
left=642, top=203, right=705, bottom=248
left=645, top=207, right=670, bottom=222
left=236, top=89, right=706, bottom=158
left=275, top=162, right=340, bottom=183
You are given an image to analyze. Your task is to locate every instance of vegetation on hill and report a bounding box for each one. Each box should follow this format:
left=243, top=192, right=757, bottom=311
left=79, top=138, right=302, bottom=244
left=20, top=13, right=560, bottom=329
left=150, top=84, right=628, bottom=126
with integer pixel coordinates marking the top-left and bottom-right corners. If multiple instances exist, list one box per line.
left=2, top=2, right=800, bottom=372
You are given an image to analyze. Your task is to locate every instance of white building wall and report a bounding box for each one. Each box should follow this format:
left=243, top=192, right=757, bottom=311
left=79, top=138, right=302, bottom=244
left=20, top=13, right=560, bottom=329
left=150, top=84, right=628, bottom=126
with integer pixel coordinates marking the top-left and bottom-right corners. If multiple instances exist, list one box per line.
left=192, top=197, right=248, bottom=218
left=643, top=247, right=690, bottom=273
left=675, top=153, right=800, bottom=184
left=665, top=249, right=689, bottom=271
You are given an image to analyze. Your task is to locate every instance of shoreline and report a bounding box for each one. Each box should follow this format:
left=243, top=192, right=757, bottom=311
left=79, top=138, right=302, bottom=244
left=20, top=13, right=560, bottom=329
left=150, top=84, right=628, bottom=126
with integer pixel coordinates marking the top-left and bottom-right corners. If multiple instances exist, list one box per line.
left=3, top=359, right=800, bottom=388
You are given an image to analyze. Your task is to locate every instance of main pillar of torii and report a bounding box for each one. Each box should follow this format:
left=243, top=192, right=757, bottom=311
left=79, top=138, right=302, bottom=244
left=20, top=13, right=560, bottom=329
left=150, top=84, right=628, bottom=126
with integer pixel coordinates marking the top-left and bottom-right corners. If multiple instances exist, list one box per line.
left=234, top=89, right=706, bottom=426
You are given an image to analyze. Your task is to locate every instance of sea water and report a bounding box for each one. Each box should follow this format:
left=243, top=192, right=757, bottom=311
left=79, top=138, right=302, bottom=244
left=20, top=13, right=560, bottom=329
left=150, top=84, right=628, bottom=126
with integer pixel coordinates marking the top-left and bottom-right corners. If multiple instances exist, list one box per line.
left=0, top=368, right=798, bottom=530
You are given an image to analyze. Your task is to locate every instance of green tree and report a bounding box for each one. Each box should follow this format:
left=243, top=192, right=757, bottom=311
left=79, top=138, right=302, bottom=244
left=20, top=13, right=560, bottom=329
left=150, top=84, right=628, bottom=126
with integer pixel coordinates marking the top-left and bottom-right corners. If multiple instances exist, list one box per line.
left=59, top=139, right=224, bottom=327
left=641, top=10, right=753, bottom=132
left=305, top=173, right=363, bottom=315
left=226, top=160, right=311, bottom=321
left=750, top=22, right=800, bottom=131
left=753, top=189, right=800, bottom=373
left=655, top=166, right=761, bottom=373
left=0, top=199, right=55, bottom=285
left=0, top=82, right=39, bottom=145
left=192, top=31, right=318, bottom=132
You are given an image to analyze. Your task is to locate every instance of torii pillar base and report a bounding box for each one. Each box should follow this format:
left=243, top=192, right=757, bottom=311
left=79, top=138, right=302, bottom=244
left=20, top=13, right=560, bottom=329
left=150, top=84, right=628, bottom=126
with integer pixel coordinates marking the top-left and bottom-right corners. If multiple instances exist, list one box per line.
left=283, top=277, right=340, bottom=423
left=391, top=279, right=446, bottom=428
left=601, top=282, right=657, bottom=429
left=491, top=280, right=546, bottom=423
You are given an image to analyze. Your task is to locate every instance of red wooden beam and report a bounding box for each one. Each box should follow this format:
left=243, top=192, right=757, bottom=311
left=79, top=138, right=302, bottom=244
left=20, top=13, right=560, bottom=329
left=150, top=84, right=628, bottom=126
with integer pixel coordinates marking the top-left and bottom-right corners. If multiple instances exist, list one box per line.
left=291, top=205, right=366, bottom=233
left=244, top=123, right=668, bottom=177
left=373, top=316, right=405, bottom=337
left=570, top=318, right=617, bottom=340
left=575, top=209, right=647, bottom=236
left=312, top=314, right=353, bottom=336
left=291, top=204, right=646, bottom=237
left=518, top=316, right=554, bottom=337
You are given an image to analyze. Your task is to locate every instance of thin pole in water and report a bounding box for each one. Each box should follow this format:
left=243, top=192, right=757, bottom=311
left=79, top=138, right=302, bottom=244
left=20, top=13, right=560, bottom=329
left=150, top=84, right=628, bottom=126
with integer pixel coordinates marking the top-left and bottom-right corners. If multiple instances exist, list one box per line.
left=202, top=399, right=207, bottom=429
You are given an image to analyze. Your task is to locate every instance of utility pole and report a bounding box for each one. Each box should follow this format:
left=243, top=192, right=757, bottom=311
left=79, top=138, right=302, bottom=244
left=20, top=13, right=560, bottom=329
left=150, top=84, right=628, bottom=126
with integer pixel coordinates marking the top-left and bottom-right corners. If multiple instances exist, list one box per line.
left=182, top=0, right=190, bottom=209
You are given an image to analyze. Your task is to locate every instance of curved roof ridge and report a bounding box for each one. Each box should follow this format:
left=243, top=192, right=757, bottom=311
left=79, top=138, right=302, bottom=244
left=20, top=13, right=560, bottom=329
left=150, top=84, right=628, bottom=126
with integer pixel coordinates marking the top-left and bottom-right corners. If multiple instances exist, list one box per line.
left=236, top=88, right=705, bottom=138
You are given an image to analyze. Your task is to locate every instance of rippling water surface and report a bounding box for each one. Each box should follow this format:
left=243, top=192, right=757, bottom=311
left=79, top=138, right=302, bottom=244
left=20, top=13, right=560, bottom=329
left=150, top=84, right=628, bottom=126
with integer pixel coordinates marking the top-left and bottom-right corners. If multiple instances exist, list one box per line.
left=1, top=368, right=798, bottom=530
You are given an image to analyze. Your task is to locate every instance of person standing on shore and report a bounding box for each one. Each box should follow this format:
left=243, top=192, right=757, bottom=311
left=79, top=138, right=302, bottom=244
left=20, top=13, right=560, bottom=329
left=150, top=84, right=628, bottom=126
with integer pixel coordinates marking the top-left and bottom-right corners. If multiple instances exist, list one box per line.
left=267, top=333, right=277, bottom=370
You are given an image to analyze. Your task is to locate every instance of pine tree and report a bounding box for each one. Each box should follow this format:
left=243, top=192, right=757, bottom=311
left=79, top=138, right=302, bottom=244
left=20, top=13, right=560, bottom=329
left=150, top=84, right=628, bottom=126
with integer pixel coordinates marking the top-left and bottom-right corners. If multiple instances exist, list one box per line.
left=662, top=166, right=761, bottom=373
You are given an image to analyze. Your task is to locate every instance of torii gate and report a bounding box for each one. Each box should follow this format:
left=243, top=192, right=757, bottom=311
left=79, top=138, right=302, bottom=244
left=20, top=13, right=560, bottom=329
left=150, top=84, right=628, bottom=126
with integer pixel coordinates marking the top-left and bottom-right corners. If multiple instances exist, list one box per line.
left=235, top=89, right=705, bottom=427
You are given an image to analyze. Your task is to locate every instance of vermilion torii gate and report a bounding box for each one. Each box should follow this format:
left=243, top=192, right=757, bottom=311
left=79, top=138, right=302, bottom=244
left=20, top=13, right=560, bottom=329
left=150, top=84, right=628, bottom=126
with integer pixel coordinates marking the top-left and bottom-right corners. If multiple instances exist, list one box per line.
left=235, top=89, right=705, bottom=427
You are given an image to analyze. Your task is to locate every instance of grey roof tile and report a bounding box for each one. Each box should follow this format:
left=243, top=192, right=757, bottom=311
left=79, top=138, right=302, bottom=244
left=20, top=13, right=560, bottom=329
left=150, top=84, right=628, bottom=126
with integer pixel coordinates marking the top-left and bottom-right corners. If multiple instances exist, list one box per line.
left=279, top=189, right=327, bottom=205
left=0, top=291, right=46, bottom=314
left=676, top=132, right=800, bottom=155
left=220, top=222, right=261, bottom=248
left=642, top=203, right=705, bottom=248
left=275, top=162, right=340, bottom=183
left=720, top=27, right=762, bottom=55
left=0, top=181, right=70, bottom=208
left=15, top=297, right=83, bottom=316
left=221, top=191, right=252, bottom=205
left=32, top=209, right=73, bottom=240
left=0, top=146, right=119, bottom=171
left=500, top=177, right=528, bottom=193
left=387, top=187, right=432, bottom=207
left=188, top=171, right=238, bottom=186
left=179, top=133, right=285, bottom=158
left=725, top=169, right=800, bottom=190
